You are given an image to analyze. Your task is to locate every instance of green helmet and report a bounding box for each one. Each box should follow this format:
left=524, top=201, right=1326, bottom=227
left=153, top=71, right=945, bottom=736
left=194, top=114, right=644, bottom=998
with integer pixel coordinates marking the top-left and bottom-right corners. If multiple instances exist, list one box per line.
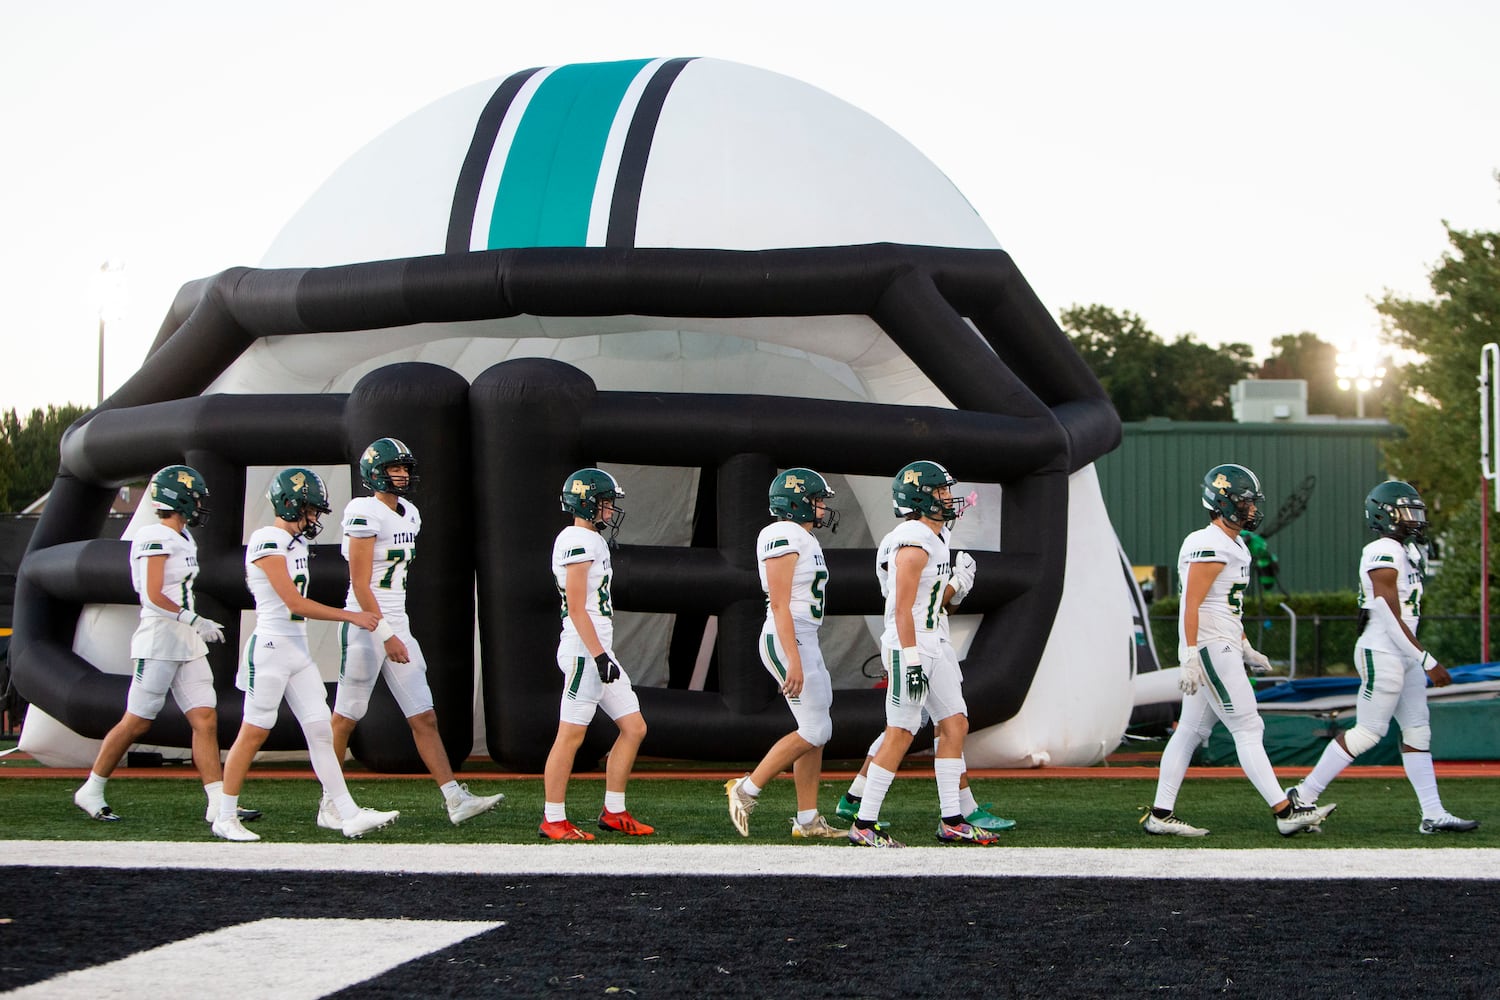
left=1366, top=480, right=1427, bottom=543
left=768, top=468, right=839, bottom=530
left=560, top=468, right=625, bottom=538
left=359, top=437, right=419, bottom=495
left=148, top=464, right=210, bottom=527
left=267, top=467, right=333, bottom=539
left=892, top=460, right=964, bottom=521
left=1201, top=463, right=1264, bottom=531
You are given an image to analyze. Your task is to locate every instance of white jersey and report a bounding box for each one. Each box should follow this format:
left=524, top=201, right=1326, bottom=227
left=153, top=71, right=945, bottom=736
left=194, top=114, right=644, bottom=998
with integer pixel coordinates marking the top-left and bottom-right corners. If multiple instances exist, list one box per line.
left=1357, top=536, right=1424, bottom=656
left=756, top=520, right=828, bottom=632
left=245, top=525, right=311, bottom=638
left=341, top=495, right=421, bottom=632
left=879, top=519, right=950, bottom=648
left=1177, top=523, right=1249, bottom=655
left=879, top=524, right=954, bottom=639
left=552, top=526, right=613, bottom=648
left=128, top=523, right=207, bottom=661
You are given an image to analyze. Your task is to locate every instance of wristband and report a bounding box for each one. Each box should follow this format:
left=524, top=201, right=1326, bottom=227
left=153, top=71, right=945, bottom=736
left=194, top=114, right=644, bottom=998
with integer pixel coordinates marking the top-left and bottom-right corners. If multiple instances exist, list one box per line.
left=372, top=618, right=396, bottom=643
left=1420, top=651, right=1434, bottom=671
left=901, top=645, right=922, bottom=668
left=176, top=608, right=198, bottom=625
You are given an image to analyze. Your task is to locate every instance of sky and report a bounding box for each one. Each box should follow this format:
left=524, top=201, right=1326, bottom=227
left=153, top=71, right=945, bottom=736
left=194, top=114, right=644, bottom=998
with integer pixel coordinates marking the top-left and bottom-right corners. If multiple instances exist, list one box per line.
left=3, top=0, right=1498, bottom=415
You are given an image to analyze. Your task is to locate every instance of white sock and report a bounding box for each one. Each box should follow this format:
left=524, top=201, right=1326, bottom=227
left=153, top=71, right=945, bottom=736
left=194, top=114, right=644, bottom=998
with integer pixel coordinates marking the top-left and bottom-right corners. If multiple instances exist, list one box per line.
left=604, top=791, right=626, bottom=813
left=1152, top=726, right=1200, bottom=812
left=1301, top=741, right=1354, bottom=801
left=858, top=764, right=896, bottom=823
left=1402, top=751, right=1445, bottom=818
left=333, top=793, right=360, bottom=822
left=544, top=801, right=567, bottom=823
left=85, top=772, right=108, bottom=794
left=796, top=808, right=817, bottom=827
left=848, top=774, right=867, bottom=798
left=204, top=780, right=223, bottom=801
left=1231, top=729, right=1288, bottom=809
left=218, top=793, right=239, bottom=822
left=440, top=780, right=461, bottom=803
left=740, top=776, right=762, bottom=798
left=959, top=786, right=979, bottom=816
left=935, top=758, right=964, bottom=818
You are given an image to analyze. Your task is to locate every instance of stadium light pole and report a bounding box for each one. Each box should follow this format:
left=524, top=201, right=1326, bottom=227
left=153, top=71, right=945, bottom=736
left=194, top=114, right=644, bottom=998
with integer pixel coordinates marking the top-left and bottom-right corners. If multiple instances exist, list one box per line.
left=95, top=260, right=127, bottom=406
left=1336, top=342, right=1386, bottom=419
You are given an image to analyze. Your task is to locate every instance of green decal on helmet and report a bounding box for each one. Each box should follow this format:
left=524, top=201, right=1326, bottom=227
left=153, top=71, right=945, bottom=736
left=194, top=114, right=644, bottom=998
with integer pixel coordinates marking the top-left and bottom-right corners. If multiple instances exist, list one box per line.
left=1366, top=480, right=1427, bottom=544
left=768, top=468, right=839, bottom=531
left=1201, top=464, right=1264, bottom=531
left=560, top=468, right=626, bottom=541
left=268, top=467, right=333, bottom=539
left=148, top=464, right=211, bottom=527
left=892, top=460, right=964, bottom=521
left=360, top=437, right=419, bottom=495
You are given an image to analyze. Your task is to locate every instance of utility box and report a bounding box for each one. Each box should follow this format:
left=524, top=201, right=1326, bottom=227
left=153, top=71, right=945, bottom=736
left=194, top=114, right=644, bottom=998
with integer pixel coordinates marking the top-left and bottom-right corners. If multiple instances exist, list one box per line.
left=1231, top=379, right=1308, bottom=423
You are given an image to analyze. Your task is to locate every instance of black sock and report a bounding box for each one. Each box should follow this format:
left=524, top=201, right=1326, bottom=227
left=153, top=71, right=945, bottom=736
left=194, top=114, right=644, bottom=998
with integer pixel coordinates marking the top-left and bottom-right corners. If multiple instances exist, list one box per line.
left=854, top=817, right=877, bottom=830
left=1151, top=807, right=1172, bottom=819
left=942, top=814, right=964, bottom=826
left=1275, top=803, right=1292, bottom=818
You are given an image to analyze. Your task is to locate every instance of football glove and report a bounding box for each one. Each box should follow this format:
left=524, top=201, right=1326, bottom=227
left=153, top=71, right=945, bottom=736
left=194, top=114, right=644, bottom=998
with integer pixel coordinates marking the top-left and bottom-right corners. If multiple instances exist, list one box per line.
left=1241, top=638, right=1272, bottom=676
left=177, top=609, right=225, bottom=643
left=1178, top=649, right=1206, bottom=696
left=948, top=551, right=976, bottom=605
left=900, top=646, right=928, bottom=700
left=594, top=652, right=622, bottom=684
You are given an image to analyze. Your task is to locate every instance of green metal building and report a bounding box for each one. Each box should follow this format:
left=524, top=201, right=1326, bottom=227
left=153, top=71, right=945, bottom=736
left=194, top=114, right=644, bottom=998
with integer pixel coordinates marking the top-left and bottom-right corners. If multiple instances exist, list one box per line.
left=1095, top=418, right=1402, bottom=595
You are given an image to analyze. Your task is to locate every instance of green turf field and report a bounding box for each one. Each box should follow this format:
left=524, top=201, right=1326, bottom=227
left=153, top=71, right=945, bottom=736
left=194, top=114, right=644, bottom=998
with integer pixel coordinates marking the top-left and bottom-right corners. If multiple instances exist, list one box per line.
left=4, top=772, right=1494, bottom=848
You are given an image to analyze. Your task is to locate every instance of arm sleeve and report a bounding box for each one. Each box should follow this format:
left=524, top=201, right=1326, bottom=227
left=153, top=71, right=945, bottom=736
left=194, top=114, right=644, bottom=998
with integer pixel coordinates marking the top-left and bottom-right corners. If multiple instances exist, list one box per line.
left=1368, top=595, right=1424, bottom=666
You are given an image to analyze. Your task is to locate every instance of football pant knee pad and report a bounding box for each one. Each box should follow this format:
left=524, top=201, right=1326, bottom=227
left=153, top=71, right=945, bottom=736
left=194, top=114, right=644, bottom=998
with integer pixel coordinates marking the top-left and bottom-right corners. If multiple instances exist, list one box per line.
left=1399, top=724, right=1432, bottom=753
left=1342, top=724, right=1385, bottom=758
left=797, top=717, right=833, bottom=748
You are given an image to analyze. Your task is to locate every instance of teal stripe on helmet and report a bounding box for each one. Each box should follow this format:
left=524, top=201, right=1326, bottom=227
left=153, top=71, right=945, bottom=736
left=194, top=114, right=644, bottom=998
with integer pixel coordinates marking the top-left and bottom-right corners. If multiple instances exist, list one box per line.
left=488, top=59, right=652, bottom=249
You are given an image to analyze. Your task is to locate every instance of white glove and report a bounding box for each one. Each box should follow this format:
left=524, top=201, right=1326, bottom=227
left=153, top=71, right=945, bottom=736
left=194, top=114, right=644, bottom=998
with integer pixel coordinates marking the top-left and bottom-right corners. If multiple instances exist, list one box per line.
left=1241, top=638, right=1272, bottom=676
left=177, top=608, right=225, bottom=643
left=1178, top=649, right=1206, bottom=696
left=948, top=551, right=976, bottom=605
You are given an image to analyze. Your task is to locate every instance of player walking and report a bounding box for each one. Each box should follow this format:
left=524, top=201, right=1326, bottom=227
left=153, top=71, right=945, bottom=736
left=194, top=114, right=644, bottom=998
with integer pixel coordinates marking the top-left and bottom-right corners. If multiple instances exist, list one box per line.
left=847, top=460, right=997, bottom=847
left=540, top=468, right=653, bottom=840
left=725, top=468, right=845, bottom=839
left=73, top=465, right=256, bottom=825
left=1288, top=481, right=1478, bottom=834
left=211, top=468, right=399, bottom=842
left=326, top=438, right=504, bottom=828
left=1143, top=464, right=1335, bottom=838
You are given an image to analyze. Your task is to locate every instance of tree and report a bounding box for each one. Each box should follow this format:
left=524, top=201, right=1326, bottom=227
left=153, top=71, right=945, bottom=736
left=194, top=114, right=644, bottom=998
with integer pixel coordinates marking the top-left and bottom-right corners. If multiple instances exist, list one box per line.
left=1257, top=331, right=1394, bottom=418
left=1060, top=304, right=1255, bottom=421
left=1377, top=207, right=1500, bottom=622
left=0, top=404, right=91, bottom=511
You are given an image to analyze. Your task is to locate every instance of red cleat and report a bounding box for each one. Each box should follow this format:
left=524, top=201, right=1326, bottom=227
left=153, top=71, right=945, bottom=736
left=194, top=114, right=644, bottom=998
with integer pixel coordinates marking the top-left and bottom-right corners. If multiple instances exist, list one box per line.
left=597, top=809, right=655, bottom=836
left=539, top=819, right=595, bottom=841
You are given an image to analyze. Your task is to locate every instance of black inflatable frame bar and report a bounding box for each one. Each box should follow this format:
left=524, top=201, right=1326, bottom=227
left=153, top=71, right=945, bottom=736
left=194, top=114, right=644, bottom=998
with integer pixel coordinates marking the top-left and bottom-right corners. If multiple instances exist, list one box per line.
left=13, top=244, right=1119, bottom=771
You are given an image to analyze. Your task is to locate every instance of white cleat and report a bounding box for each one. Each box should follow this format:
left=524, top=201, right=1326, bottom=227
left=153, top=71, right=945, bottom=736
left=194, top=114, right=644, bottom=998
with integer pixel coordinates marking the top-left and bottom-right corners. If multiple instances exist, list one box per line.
left=342, top=807, right=400, bottom=839
left=447, top=785, right=505, bottom=825
left=725, top=776, right=757, bottom=837
left=1277, top=800, right=1337, bottom=836
left=790, top=814, right=847, bottom=839
left=212, top=816, right=261, bottom=842
left=316, top=797, right=342, bottom=831
left=1140, top=811, right=1209, bottom=837
left=73, top=785, right=120, bottom=822
left=1420, top=813, right=1480, bottom=834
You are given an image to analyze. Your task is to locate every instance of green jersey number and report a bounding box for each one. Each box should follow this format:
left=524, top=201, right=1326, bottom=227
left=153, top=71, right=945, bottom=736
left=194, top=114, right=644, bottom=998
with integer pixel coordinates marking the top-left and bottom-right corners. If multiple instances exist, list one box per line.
left=1227, top=582, right=1246, bottom=616
left=378, top=548, right=413, bottom=590
left=810, top=570, right=828, bottom=620
left=290, top=573, right=309, bottom=622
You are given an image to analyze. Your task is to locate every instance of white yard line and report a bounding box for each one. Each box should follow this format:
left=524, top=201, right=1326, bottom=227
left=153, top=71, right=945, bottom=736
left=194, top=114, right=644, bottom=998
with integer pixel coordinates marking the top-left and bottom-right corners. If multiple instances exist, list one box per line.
left=5, top=840, right=1499, bottom=879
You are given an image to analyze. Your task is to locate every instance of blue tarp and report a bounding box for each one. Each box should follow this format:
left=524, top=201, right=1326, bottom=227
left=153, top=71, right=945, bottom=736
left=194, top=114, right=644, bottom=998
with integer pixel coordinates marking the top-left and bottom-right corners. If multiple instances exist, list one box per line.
left=1255, top=663, right=1500, bottom=703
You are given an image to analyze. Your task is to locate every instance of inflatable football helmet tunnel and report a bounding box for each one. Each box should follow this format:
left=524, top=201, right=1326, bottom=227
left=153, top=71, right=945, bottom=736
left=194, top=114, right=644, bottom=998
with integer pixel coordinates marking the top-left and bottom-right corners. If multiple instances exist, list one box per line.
left=13, top=57, right=1143, bottom=772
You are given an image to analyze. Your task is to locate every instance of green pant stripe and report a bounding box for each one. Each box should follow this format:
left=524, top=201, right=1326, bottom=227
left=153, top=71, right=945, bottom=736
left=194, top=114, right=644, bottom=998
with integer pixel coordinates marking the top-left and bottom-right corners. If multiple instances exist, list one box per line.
left=1360, top=648, right=1376, bottom=700
left=246, top=634, right=257, bottom=694
left=763, top=635, right=787, bottom=682
left=567, top=657, right=587, bottom=699
left=1201, top=646, right=1234, bottom=711
left=488, top=59, right=652, bottom=248
left=339, top=621, right=349, bottom=680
